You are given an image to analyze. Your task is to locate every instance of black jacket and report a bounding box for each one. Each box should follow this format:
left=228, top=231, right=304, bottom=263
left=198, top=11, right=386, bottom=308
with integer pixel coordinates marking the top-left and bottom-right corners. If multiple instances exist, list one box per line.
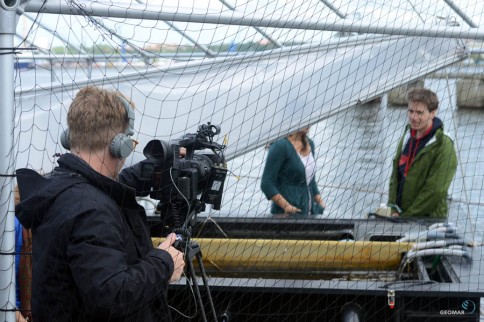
left=16, top=153, right=174, bottom=322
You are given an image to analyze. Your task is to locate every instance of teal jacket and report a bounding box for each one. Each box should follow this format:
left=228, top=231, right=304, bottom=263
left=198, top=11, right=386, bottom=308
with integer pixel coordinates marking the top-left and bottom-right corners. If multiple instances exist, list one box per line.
left=261, top=138, right=323, bottom=215
left=388, top=124, right=457, bottom=218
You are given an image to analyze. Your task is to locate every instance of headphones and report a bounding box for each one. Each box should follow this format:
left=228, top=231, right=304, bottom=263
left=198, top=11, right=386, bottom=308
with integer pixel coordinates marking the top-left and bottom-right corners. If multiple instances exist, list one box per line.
left=60, top=95, right=136, bottom=158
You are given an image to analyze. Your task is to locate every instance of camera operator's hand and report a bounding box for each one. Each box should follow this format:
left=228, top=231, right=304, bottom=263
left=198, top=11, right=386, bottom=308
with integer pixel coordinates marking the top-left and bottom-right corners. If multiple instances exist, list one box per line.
left=158, top=233, right=185, bottom=283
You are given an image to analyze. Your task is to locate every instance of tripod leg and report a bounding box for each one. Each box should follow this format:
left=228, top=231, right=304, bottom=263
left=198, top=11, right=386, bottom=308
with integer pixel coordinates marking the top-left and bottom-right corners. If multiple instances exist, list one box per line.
left=196, top=252, right=218, bottom=322
left=187, top=257, right=208, bottom=322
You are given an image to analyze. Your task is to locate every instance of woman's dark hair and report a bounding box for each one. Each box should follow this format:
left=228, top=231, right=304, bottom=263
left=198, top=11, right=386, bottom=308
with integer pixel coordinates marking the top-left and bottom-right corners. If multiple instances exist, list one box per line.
left=301, top=132, right=308, bottom=152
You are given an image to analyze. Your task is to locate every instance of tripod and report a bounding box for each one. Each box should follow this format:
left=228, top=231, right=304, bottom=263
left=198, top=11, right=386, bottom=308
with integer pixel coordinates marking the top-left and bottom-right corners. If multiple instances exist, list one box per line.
left=173, top=207, right=218, bottom=322
left=175, top=236, right=218, bottom=322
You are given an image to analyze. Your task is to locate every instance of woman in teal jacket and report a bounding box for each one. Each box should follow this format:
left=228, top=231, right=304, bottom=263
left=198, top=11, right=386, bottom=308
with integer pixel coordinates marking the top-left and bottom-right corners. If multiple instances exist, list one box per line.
left=261, top=127, right=326, bottom=216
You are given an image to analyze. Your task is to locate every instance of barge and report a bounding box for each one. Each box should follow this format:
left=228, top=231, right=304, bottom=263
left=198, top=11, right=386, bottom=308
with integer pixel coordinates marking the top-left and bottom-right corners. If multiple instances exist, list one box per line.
left=150, top=216, right=482, bottom=321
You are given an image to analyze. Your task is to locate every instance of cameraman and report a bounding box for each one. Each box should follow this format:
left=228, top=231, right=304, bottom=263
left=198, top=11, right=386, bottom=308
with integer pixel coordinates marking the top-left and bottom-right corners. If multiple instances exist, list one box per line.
left=15, top=87, right=184, bottom=322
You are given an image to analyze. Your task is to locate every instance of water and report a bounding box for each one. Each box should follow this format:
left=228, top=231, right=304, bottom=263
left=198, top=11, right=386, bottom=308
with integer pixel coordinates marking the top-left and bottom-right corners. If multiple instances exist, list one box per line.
left=13, top=68, right=484, bottom=243
left=219, top=84, right=484, bottom=243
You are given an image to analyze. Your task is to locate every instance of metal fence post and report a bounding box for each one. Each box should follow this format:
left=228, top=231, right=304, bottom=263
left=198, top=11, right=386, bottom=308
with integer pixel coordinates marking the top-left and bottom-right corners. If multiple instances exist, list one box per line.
left=0, top=0, right=21, bottom=321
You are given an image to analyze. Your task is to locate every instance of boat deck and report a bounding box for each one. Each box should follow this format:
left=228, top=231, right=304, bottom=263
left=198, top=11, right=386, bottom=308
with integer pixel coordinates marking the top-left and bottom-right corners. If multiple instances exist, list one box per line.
left=149, top=216, right=484, bottom=321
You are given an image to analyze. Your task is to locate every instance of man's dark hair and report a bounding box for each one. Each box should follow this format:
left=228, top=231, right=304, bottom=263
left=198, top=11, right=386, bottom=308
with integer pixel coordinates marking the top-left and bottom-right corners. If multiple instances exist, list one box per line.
left=406, top=88, right=439, bottom=112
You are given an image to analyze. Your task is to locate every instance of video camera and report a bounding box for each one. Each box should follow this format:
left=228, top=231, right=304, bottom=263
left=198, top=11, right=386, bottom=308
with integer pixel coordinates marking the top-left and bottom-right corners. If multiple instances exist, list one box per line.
left=139, top=123, right=227, bottom=230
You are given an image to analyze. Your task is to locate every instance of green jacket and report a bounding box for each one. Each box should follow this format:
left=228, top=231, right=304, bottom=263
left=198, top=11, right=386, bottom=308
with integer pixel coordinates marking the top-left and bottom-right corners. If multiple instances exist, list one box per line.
left=388, top=125, right=457, bottom=218
left=261, top=138, right=323, bottom=215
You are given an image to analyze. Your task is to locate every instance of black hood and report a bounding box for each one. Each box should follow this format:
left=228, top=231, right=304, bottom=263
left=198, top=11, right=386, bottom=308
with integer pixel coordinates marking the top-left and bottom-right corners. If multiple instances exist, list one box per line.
left=430, top=117, right=443, bottom=136
left=16, top=153, right=137, bottom=229
left=15, top=167, right=84, bottom=229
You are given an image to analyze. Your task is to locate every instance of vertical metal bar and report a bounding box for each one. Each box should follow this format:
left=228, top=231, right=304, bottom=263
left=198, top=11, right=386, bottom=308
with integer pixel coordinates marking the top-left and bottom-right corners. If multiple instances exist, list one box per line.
left=0, top=1, right=20, bottom=322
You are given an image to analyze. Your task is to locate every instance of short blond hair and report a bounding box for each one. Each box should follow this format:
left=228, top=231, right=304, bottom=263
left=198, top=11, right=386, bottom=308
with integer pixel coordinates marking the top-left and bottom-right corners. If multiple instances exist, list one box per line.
left=67, top=87, right=132, bottom=152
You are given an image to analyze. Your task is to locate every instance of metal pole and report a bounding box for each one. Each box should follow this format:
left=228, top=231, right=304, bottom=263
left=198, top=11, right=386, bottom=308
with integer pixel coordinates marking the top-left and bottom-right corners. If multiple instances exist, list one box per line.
left=22, top=13, right=87, bottom=54
left=319, top=0, right=346, bottom=19
left=405, top=0, right=425, bottom=24
left=0, top=0, right=21, bottom=321
left=217, top=0, right=282, bottom=48
left=163, top=20, right=217, bottom=58
left=14, top=32, right=49, bottom=54
left=133, top=0, right=216, bottom=58
left=24, top=1, right=484, bottom=40
left=443, top=0, right=478, bottom=28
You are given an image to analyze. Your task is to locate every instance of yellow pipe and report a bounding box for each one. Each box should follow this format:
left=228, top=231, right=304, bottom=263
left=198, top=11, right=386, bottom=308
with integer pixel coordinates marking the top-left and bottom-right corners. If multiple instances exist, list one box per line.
left=153, top=238, right=414, bottom=271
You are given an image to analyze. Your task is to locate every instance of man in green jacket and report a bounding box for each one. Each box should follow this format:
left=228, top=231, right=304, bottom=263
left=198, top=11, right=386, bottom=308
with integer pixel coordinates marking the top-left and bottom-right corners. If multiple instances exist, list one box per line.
left=388, top=88, right=457, bottom=218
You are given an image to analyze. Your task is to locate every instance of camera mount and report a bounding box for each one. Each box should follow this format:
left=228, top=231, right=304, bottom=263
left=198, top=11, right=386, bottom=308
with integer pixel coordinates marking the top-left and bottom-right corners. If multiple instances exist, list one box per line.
left=173, top=216, right=218, bottom=322
left=139, top=123, right=227, bottom=321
